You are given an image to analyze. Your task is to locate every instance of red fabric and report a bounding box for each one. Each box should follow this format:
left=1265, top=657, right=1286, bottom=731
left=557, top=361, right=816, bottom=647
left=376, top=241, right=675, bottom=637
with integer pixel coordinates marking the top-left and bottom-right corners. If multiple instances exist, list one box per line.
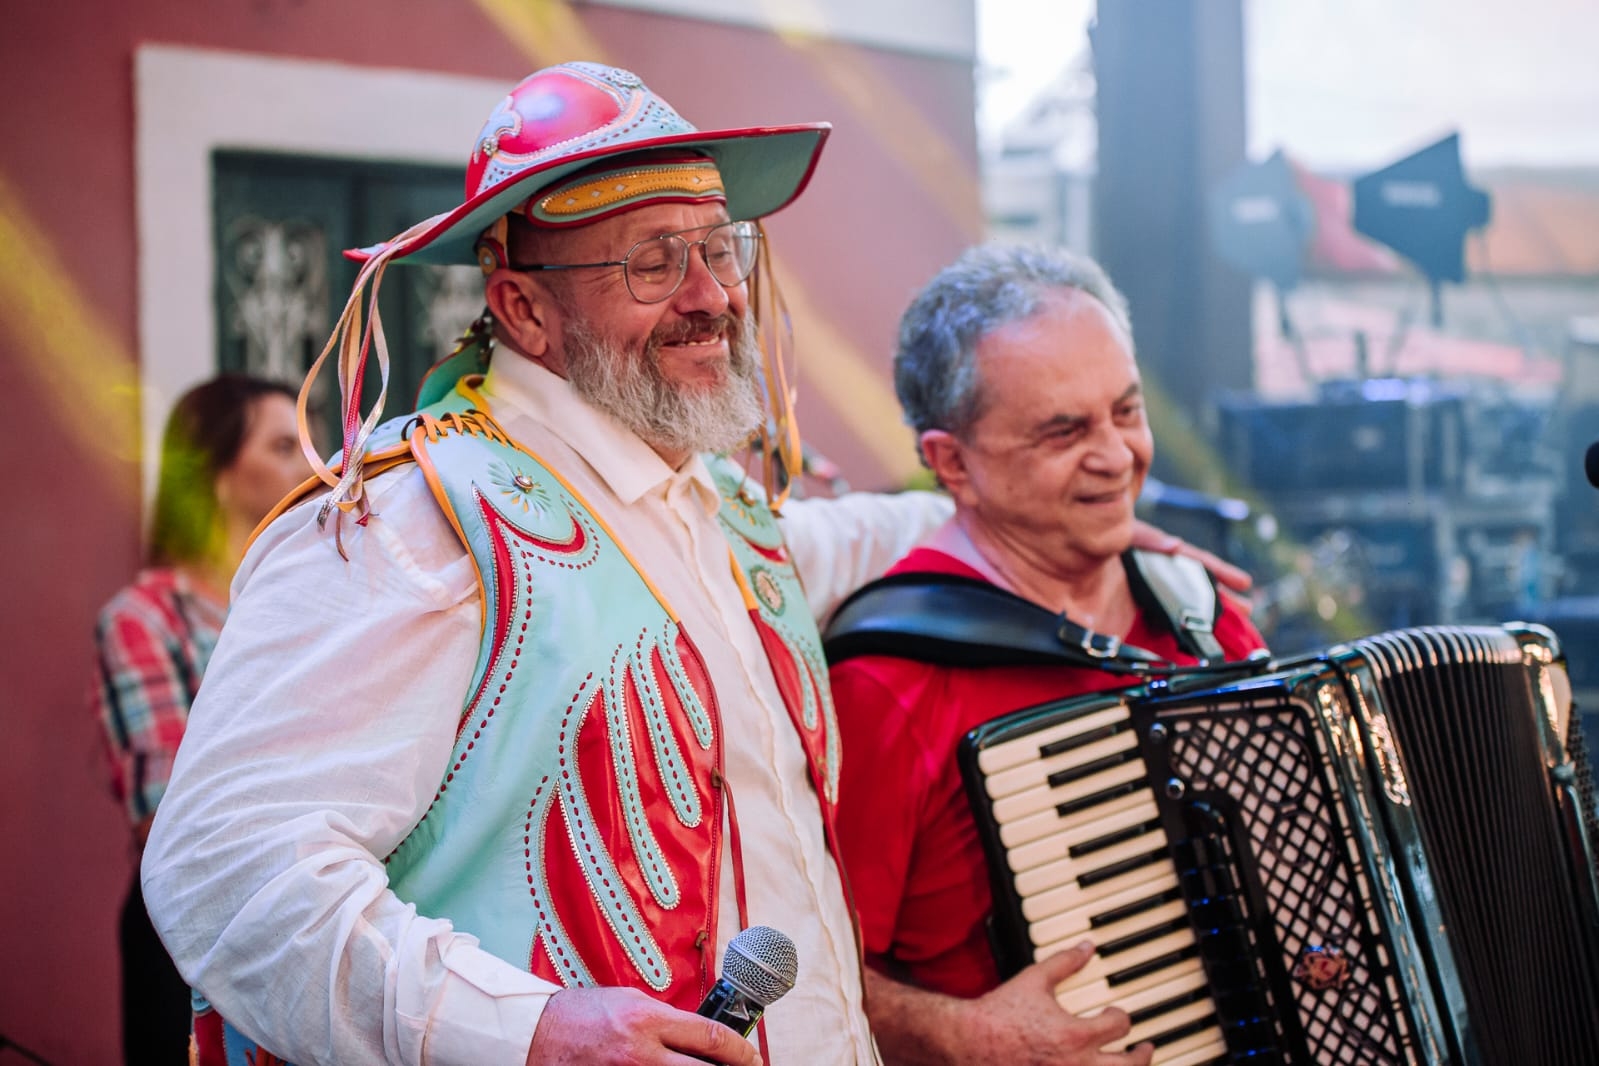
left=830, top=548, right=1267, bottom=999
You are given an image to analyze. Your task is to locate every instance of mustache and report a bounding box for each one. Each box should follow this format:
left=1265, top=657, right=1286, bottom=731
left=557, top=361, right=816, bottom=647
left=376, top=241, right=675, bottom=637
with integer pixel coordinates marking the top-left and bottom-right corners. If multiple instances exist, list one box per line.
left=648, top=312, right=740, bottom=348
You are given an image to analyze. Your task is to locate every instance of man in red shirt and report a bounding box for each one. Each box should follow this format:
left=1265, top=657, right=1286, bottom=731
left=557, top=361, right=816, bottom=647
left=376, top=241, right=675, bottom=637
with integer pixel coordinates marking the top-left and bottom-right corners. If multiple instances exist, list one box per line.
left=830, top=245, right=1266, bottom=1065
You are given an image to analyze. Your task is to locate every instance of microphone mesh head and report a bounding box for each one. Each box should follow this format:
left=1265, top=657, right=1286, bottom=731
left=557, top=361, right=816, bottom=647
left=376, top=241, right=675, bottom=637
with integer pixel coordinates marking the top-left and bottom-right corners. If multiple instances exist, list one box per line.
left=722, top=926, right=799, bottom=1007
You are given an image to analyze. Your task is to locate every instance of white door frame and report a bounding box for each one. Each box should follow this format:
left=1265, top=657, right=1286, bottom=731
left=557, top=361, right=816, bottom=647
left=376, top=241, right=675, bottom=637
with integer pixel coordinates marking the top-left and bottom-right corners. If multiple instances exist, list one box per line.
left=134, top=44, right=505, bottom=503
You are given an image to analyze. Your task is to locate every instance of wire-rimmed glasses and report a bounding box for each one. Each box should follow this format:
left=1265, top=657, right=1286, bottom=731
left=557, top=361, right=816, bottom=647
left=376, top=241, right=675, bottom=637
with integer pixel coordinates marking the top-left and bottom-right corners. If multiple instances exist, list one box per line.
left=510, top=220, right=761, bottom=304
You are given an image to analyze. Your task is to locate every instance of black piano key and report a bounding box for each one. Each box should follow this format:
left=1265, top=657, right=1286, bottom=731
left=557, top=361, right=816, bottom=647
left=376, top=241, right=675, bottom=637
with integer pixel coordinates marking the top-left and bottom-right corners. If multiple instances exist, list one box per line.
left=1146, top=1012, right=1220, bottom=1050
left=1069, top=818, right=1163, bottom=859
left=1091, top=885, right=1183, bottom=928
left=1055, top=778, right=1142, bottom=819
left=1046, top=748, right=1141, bottom=789
left=1099, top=915, right=1192, bottom=957
left=1126, top=985, right=1212, bottom=1027
left=1023, top=700, right=1126, bottom=763
left=1078, top=845, right=1167, bottom=887
left=1107, top=943, right=1201, bottom=986
left=1038, top=721, right=1128, bottom=759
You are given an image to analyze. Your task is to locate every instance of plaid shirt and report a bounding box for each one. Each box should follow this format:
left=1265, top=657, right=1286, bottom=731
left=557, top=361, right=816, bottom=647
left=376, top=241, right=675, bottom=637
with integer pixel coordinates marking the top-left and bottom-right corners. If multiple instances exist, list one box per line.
left=93, top=568, right=225, bottom=825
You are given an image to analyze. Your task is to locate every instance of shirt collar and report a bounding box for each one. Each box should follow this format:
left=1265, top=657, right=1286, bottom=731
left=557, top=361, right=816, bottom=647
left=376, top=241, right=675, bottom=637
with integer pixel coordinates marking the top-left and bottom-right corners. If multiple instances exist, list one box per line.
left=478, top=352, right=723, bottom=516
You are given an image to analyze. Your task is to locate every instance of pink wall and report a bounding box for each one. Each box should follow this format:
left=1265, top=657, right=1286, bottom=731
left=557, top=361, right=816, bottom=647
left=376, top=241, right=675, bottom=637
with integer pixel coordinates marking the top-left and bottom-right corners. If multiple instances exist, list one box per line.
left=0, top=3, right=975, bottom=1062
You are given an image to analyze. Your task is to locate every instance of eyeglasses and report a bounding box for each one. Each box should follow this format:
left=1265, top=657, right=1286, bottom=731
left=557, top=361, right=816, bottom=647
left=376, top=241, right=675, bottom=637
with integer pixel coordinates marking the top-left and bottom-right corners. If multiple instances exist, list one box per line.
left=510, top=220, right=761, bottom=304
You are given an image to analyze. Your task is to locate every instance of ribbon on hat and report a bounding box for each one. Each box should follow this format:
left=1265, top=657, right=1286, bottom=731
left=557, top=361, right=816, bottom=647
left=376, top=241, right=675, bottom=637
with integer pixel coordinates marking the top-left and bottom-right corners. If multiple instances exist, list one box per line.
left=747, top=221, right=803, bottom=513
left=524, top=157, right=726, bottom=228
left=294, top=215, right=439, bottom=556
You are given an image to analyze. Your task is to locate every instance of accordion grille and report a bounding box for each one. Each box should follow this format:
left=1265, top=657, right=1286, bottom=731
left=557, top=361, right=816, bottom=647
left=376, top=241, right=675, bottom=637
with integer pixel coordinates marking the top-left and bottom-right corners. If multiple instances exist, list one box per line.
left=1163, top=704, right=1408, bottom=1061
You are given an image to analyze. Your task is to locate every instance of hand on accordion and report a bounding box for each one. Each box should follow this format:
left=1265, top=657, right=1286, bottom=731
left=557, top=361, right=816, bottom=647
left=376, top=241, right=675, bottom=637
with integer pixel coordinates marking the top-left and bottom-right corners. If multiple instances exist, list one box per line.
left=865, top=940, right=1154, bottom=1066
left=969, top=942, right=1155, bottom=1066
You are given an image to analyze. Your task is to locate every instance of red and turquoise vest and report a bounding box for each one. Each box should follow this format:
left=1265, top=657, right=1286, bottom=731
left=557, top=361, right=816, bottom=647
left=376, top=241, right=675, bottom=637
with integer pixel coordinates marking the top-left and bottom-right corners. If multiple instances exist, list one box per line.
left=195, top=377, right=839, bottom=1065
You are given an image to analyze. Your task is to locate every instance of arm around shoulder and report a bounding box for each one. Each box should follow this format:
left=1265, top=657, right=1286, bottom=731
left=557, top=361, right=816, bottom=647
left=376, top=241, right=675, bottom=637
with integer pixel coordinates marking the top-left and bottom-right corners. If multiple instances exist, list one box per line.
left=779, top=490, right=952, bottom=623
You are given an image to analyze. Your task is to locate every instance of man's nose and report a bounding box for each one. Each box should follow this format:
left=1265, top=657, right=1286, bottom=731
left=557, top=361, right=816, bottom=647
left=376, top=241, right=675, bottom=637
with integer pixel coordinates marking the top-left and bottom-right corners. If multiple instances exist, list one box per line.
left=670, top=244, right=731, bottom=316
left=1084, top=423, right=1136, bottom=472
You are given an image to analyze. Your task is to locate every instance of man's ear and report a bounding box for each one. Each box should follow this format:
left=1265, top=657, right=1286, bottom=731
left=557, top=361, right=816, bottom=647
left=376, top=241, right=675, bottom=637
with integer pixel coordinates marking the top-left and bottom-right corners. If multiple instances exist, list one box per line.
left=919, top=429, right=972, bottom=502
left=484, top=270, right=555, bottom=361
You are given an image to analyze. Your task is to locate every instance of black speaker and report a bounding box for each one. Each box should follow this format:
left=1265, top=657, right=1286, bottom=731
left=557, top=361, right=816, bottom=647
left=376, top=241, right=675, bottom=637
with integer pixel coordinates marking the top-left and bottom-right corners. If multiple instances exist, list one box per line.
left=1219, top=382, right=1465, bottom=496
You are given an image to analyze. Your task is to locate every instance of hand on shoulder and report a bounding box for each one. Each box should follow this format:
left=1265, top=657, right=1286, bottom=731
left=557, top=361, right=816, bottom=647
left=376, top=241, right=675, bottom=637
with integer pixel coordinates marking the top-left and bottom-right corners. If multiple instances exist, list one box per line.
left=1130, top=519, right=1253, bottom=608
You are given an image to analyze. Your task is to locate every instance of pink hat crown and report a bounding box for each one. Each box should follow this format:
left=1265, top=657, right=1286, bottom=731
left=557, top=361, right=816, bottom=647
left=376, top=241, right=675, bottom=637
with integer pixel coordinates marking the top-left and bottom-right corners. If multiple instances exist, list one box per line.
left=467, top=63, right=700, bottom=200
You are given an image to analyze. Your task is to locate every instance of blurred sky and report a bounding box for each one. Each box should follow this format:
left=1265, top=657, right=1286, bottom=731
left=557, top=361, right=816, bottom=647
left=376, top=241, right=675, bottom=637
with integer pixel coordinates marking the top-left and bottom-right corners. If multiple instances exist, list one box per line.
left=977, top=0, right=1599, bottom=169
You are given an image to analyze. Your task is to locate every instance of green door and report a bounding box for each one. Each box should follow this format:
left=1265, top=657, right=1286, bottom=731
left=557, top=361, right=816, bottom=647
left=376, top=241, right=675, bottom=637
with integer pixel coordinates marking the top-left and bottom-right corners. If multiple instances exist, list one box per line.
left=213, top=152, right=481, bottom=452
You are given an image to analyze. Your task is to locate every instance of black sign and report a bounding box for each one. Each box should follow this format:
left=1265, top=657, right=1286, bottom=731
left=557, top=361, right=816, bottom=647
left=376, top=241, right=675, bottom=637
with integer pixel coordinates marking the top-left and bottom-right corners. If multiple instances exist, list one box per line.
left=1209, top=149, right=1315, bottom=290
left=1353, top=133, right=1491, bottom=283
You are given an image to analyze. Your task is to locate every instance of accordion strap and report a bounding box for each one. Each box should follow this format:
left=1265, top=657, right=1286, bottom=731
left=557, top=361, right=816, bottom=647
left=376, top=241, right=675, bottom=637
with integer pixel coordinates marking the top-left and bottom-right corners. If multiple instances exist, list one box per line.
left=823, top=550, right=1222, bottom=672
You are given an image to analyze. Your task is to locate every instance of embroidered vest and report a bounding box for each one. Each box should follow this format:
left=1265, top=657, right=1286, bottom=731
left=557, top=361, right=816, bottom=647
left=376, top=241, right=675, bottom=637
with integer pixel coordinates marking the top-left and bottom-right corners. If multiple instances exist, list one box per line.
left=194, top=379, right=839, bottom=1065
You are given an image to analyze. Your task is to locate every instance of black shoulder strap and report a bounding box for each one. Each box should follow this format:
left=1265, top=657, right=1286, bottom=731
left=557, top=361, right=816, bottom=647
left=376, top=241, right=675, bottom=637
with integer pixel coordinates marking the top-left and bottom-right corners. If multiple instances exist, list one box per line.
left=822, top=571, right=1166, bottom=670
left=823, top=551, right=1238, bottom=670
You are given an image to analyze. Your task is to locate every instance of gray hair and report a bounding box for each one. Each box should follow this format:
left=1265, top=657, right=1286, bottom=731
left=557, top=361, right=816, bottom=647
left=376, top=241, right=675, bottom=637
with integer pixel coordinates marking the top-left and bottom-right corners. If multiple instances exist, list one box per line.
left=893, top=244, right=1133, bottom=444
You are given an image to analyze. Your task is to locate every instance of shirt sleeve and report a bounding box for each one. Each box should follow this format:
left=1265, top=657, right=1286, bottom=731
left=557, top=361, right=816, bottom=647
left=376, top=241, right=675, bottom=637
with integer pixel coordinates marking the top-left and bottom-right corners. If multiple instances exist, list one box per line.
left=778, top=490, right=953, bottom=625
left=140, top=467, right=559, bottom=1066
left=93, top=586, right=192, bottom=824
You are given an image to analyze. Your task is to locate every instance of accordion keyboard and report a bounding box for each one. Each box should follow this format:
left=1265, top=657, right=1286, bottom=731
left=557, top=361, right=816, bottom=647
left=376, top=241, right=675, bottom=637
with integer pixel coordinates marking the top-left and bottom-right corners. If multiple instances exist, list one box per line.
left=977, top=702, right=1231, bottom=1066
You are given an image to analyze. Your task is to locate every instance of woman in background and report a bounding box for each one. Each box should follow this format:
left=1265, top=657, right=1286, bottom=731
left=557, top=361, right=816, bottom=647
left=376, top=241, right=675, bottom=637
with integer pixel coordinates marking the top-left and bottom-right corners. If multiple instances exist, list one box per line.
left=92, top=374, right=309, bottom=1063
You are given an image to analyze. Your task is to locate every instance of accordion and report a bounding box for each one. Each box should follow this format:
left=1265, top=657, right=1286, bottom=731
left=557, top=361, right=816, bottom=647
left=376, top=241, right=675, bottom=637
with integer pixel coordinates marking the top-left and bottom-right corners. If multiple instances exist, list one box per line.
left=959, top=624, right=1599, bottom=1065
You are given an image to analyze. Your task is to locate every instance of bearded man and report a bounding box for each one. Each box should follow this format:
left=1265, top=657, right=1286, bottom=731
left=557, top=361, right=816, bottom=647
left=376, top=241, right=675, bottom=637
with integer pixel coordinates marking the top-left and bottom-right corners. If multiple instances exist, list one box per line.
left=143, top=64, right=1245, bottom=1066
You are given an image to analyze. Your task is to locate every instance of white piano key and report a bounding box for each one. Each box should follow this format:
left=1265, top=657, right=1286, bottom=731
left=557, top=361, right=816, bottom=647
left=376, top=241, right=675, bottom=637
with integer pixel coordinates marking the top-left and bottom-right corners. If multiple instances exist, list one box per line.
left=976, top=701, right=1130, bottom=775
left=1012, top=839, right=1171, bottom=898
left=1000, top=793, right=1159, bottom=859
left=1010, top=821, right=1166, bottom=893
left=1022, top=867, right=1180, bottom=924
left=1147, top=1026, right=1228, bottom=1065
left=1046, top=927, right=1196, bottom=991
left=1055, top=955, right=1209, bottom=1016
left=1112, top=967, right=1213, bottom=1018
left=1030, top=896, right=1189, bottom=958
left=982, top=706, right=1139, bottom=797
left=1122, top=997, right=1216, bottom=1049
left=1159, top=1040, right=1230, bottom=1066
left=996, top=764, right=1151, bottom=849
left=989, top=728, right=1139, bottom=808
left=994, top=766, right=1150, bottom=839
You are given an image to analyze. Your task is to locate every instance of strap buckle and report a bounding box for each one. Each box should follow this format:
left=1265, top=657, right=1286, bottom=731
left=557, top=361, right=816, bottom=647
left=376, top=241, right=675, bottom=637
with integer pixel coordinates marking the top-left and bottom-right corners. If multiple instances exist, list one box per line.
left=1076, top=625, right=1123, bottom=660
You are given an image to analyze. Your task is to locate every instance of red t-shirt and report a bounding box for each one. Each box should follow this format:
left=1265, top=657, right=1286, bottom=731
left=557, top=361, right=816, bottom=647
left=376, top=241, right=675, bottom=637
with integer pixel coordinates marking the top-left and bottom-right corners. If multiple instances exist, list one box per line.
left=830, top=547, right=1267, bottom=998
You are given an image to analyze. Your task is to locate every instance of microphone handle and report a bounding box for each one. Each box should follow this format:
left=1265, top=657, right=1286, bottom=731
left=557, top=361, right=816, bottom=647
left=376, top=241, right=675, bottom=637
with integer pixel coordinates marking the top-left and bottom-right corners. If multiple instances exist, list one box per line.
left=695, top=978, right=764, bottom=1038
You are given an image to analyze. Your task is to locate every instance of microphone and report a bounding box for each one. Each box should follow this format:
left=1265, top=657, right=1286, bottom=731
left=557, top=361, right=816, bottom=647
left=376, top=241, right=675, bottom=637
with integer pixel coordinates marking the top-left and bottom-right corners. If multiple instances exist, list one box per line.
left=1586, top=441, right=1599, bottom=488
left=695, top=925, right=798, bottom=1038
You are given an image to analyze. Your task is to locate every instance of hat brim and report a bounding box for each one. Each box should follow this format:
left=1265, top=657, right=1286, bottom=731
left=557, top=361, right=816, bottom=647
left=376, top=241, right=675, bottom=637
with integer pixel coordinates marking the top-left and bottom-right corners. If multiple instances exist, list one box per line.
left=347, top=123, right=831, bottom=267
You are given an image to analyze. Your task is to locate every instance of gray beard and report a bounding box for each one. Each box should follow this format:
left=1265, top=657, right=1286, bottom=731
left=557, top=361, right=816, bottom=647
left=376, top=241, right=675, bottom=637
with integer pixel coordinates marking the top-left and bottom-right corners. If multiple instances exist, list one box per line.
left=562, top=313, right=764, bottom=459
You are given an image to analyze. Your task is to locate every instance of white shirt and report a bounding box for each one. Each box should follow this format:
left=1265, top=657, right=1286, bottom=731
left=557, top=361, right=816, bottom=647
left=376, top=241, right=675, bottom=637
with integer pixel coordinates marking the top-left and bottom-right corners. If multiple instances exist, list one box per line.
left=142, top=355, right=951, bottom=1066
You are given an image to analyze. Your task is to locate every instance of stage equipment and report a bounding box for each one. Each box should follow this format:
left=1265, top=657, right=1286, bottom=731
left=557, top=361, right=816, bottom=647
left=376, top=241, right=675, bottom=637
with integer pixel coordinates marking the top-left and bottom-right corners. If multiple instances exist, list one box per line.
left=1352, top=133, right=1491, bottom=325
left=1209, top=149, right=1316, bottom=294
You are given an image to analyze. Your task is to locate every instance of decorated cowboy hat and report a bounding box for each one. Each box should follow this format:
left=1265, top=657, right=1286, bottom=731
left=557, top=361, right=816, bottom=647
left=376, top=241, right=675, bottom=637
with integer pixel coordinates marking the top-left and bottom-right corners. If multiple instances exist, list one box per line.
left=302, top=61, right=827, bottom=539
left=348, top=61, right=831, bottom=266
